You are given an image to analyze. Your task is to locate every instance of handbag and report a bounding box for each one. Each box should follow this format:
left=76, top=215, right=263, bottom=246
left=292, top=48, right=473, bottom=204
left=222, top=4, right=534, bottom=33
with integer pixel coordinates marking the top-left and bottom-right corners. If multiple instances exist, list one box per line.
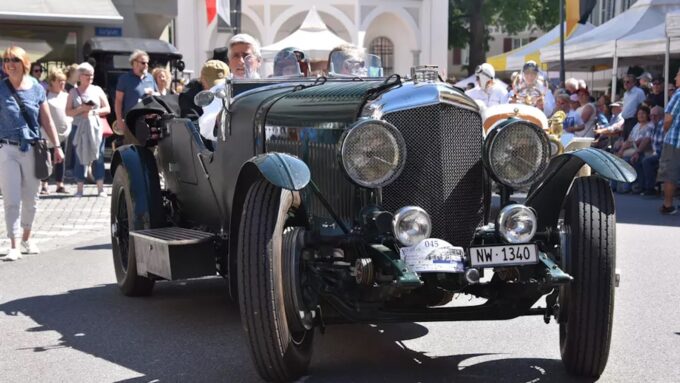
left=32, top=139, right=53, bottom=179
left=5, top=78, right=53, bottom=179
left=100, top=116, right=114, bottom=138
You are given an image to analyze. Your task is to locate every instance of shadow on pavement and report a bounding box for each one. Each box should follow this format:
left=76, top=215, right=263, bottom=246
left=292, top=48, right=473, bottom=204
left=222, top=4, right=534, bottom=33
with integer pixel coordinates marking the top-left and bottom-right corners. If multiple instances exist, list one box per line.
left=614, top=194, right=680, bottom=227
left=0, top=276, right=589, bottom=383
left=74, top=243, right=113, bottom=251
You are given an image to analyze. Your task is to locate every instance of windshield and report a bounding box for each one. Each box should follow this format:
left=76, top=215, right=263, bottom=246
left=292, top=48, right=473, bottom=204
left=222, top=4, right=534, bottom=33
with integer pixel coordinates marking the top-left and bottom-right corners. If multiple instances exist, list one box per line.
left=328, top=51, right=383, bottom=78
left=272, top=50, right=304, bottom=78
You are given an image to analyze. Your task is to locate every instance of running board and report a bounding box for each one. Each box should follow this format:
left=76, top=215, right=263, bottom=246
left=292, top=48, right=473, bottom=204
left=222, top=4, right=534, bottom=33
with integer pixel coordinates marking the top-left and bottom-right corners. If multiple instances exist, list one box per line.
left=130, top=227, right=216, bottom=280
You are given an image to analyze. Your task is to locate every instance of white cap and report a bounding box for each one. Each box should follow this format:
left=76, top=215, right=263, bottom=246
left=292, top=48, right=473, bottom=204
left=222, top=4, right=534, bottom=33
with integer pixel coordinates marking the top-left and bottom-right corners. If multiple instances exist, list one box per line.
left=475, top=63, right=495, bottom=79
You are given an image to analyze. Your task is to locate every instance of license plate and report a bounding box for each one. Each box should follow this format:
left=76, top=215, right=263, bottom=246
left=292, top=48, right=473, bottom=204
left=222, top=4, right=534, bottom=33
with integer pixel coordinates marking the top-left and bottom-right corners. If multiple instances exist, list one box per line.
left=469, top=244, right=538, bottom=267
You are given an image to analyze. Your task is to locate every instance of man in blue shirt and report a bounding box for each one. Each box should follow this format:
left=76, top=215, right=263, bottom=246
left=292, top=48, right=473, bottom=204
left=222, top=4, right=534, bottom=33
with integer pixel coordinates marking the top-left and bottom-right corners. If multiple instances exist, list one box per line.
left=114, top=49, right=157, bottom=135
left=658, top=68, right=680, bottom=214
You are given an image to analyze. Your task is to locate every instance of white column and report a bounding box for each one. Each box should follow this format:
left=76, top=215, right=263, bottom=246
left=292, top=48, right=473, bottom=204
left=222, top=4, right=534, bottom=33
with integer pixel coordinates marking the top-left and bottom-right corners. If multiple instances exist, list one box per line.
left=611, top=40, right=618, bottom=98
left=429, top=0, right=449, bottom=78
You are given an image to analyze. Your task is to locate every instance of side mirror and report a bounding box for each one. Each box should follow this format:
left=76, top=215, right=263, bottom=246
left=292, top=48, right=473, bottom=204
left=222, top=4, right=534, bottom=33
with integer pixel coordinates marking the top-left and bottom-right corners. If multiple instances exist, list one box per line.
left=176, top=60, right=186, bottom=72
left=194, top=90, right=215, bottom=107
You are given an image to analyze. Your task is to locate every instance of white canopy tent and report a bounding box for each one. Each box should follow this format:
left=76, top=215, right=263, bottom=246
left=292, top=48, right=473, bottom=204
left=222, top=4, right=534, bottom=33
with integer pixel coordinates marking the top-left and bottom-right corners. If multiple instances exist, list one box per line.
left=260, top=6, right=350, bottom=61
left=454, top=74, right=507, bottom=90
left=541, top=0, right=680, bottom=97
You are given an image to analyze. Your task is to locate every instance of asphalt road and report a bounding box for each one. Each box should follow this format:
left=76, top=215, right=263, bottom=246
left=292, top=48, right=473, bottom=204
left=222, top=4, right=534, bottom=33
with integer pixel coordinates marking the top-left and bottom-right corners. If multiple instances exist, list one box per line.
left=0, top=193, right=679, bottom=383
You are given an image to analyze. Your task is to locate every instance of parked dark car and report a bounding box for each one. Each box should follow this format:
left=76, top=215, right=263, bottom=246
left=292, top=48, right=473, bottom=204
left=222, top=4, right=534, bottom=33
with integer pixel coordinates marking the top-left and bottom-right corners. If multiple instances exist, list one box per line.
left=110, top=66, right=636, bottom=382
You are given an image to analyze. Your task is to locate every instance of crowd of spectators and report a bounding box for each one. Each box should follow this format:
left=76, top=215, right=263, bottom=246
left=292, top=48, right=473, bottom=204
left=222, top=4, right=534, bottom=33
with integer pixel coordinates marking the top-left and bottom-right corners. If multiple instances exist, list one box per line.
left=463, top=60, right=680, bottom=214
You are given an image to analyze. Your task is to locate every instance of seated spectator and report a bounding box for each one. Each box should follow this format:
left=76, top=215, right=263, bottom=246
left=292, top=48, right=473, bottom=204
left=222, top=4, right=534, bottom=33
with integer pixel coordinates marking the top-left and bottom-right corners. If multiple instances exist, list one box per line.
left=565, top=77, right=580, bottom=94
left=564, top=88, right=596, bottom=138
left=634, top=106, right=666, bottom=196
left=638, top=72, right=653, bottom=94
left=645, top=77, right=665, bottom=108
left=612, top=106, right=654, bottom=193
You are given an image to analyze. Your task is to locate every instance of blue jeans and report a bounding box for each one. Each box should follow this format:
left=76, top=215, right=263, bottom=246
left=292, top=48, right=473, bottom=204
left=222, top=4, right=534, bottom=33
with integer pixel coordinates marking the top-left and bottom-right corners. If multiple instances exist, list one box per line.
left=639, top=153, right=660, bottom=191
left=73, top=136, right=105, bottom=183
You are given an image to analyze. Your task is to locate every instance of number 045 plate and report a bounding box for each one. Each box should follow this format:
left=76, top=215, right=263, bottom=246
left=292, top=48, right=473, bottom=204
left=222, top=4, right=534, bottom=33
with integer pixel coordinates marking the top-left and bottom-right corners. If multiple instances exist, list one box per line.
left=469, top=244, right=538, bottom=267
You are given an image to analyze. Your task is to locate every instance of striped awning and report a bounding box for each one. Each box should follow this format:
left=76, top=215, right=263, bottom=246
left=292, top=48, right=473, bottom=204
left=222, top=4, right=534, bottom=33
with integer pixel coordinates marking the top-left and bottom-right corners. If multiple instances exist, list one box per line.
left=487, top=22, right=593, bottom=72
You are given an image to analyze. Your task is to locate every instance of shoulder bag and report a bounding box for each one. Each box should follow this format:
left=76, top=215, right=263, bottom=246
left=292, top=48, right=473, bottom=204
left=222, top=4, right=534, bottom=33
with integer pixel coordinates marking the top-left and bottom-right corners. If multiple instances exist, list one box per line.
left=5, top=78, right=52, bottom=179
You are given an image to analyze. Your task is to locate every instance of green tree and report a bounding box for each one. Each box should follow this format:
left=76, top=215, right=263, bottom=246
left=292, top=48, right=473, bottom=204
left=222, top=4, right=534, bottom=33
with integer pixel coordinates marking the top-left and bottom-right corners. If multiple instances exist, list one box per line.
left=449, top=0, right=560, bottom=75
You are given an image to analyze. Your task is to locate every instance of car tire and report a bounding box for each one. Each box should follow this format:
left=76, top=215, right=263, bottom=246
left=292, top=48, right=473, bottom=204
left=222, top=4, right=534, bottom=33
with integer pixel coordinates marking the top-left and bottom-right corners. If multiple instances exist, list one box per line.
left=111, top=167, right=155, bottom=296
left=237, top=180, right=313, bottom=382
left=559, top=176, right=615, bottom=378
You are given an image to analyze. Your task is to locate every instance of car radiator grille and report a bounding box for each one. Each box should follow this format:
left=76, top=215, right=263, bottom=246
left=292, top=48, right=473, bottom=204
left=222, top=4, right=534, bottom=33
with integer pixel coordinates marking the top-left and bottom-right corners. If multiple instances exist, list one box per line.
left=266, top=138, right=356, bottom=222
left=382, top=104, right=484, bottom=247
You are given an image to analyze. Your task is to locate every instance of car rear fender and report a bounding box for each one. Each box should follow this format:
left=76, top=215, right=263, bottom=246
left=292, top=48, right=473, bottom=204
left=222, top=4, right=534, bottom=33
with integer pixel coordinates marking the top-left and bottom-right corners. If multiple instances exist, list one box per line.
left=110, top=145, right=165, bottom=229
left=526, top=148, right=636, bottom=231
left=227, top=152, right=311, bottom=300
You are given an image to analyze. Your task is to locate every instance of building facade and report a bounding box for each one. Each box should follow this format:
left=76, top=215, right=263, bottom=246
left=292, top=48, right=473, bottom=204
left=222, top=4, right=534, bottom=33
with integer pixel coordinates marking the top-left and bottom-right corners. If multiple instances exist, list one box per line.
left=0, top=0, right=177, bottom=67
left=176, top=0, right=449, bottom=78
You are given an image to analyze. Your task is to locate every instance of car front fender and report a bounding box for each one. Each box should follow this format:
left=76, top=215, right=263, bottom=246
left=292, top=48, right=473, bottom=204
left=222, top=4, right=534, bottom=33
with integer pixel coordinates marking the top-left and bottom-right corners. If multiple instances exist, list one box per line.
left=526, top=148, right=636, bottom=231
left=110, top=145, right=164, bottom=229
left=247, top=152, right=311, bottom=191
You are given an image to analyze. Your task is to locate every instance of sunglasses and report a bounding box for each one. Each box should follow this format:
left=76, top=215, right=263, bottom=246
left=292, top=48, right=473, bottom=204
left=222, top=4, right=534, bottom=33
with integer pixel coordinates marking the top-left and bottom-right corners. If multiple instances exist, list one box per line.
left=3, top=57, right=22, bottom=63
left=32, top=69, right=43, bottom=73
left=136, top=60, right=149, bottom=65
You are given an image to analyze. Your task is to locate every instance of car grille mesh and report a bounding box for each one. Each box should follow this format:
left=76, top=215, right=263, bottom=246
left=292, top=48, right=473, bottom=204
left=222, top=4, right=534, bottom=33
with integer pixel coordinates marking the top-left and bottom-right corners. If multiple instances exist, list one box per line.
left=382, top=104, right=484, bottom=247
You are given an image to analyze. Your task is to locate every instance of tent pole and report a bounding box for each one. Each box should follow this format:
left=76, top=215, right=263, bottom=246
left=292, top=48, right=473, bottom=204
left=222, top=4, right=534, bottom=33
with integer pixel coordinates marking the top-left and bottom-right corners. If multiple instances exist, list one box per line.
left=665, top=36, right=670, bottom=105
left=559, top=0, right=565, bottom=85
left=612, top=40, right=618, bottom=99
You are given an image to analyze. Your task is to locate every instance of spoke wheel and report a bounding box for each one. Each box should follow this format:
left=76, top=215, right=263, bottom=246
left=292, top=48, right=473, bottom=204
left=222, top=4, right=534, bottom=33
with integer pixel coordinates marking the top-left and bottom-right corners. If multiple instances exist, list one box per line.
left=111, top=167, right=155, bottom=296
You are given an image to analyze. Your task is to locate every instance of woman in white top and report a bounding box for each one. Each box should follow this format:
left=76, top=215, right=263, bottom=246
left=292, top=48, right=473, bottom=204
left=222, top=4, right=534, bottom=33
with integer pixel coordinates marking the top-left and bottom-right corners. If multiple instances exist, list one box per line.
left=65, top=62, right=110, bottom=197
left=565, top=88, right=596, bottom=138
left=41, top=69, right=72, bottom=194
left=617, top=106, right=654, bottom=159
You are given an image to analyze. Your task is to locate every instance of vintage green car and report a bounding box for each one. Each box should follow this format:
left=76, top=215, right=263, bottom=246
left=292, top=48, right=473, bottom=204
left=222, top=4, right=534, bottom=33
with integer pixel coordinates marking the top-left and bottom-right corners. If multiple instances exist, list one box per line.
left=110, top=65, right=635, bottom=382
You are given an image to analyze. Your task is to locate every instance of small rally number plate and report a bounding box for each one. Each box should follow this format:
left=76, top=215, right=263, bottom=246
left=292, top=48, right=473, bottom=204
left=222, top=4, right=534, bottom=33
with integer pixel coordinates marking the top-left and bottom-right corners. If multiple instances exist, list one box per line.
left=469, top=244, right=538, bottom=267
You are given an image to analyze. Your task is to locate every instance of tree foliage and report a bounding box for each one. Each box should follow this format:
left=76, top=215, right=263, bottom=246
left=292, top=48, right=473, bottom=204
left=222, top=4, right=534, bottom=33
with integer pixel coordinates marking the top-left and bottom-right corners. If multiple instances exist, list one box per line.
left=449, top=0, right=560, bottom=74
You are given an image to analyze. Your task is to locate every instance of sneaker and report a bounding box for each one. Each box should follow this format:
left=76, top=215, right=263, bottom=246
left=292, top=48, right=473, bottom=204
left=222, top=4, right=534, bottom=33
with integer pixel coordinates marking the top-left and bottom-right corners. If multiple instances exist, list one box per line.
left=20, top=240, right=39, bottom=254
left=660, top=205, right=678, bottom=215
left=74, top=191, right=83, bottom=198
left=39, top=186, right=49, bottom=195
left=2, top=248, right=22, bottom=261
left=97, top=190, right=107, bottom=198
left=55, top=186, right=68, bottom=194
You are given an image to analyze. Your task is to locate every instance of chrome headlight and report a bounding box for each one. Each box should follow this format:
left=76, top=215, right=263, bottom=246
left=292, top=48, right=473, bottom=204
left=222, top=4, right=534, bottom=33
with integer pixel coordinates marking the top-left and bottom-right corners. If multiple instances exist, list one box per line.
left=497, top=204, right=537, bottom=243
left=393, top=206, right=431, bottom=246
left=484, top=120, right=550, bottom=188
left=340, top=119, right=406, bottom=188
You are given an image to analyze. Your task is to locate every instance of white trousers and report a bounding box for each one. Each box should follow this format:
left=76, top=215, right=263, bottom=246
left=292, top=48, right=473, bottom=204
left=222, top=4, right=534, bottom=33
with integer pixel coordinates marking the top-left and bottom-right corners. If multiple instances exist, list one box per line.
left=0, top=144, right=40, bottom=240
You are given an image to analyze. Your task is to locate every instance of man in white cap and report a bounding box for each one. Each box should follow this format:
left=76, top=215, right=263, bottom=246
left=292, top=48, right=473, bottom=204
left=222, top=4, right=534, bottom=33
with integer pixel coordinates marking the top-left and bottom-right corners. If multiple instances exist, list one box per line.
left=465, top=63, right=508, bottom=108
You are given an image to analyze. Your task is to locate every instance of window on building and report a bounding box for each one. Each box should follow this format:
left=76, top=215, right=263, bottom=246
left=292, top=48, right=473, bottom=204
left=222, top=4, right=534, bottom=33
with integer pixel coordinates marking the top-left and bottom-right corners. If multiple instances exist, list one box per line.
left=598, top=0, right=616, bottom=25
left=369, top=37, right=394, bottom=75
left=512, top=37, right=531, bottom=50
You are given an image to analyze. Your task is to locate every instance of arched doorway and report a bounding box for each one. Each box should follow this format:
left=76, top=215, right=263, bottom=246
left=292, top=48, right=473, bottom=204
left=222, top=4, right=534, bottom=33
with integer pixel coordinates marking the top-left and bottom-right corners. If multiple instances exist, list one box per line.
left=368, top=36, right=394, bottom=75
